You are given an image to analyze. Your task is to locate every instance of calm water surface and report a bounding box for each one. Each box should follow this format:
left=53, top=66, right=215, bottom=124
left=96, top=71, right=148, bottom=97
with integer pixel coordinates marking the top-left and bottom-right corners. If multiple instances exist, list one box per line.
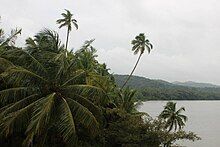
left=138, top=101, right=220, bottom=147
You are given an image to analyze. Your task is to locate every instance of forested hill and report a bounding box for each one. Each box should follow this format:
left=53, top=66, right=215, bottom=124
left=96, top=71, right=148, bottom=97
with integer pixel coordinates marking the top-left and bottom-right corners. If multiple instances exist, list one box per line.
left=114, top=75, right=175, bottom=88
left=114, top=74, right=220, bottom=100
left=173, top=81, right=219, bottom=88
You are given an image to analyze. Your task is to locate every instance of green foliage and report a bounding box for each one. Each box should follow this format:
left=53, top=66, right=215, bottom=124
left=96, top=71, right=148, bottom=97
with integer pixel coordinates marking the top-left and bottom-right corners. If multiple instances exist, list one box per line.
left=103, top=113, right=161, bottom=147
left=0, top=14, right=200, bottom=147
left=0, top=29, right=107, bottom=146
left=104, top=112, right=200, bottom=147
left=131, top=33, right=153, bottom=55
left=159, top=102, right=187, bottom=132
left=113, top=87, right=140, bottom=113
left=57, top=9, right=78, bottom=31
left=115, top=75, right=220, bottom=100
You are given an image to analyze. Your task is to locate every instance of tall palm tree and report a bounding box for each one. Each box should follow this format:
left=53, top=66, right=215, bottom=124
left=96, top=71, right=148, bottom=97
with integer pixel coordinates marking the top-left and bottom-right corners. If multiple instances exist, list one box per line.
left=121, top=33, right=153, bottom=89
left=0, top=30, right=103, bottom=146
left=159, top=102, right=188, bottom=132
left=57, top=9, right=78, bottom=55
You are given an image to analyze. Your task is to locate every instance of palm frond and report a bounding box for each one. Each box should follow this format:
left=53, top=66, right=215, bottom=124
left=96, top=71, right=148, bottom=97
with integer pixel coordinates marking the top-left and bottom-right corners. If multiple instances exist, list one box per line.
left=58, top=22, right=68, bottom=29
left=56, top=18, right=66, bottom=24
left=62, top=70, right=85, bottom=86
left=178, top=114, right=188, bottom=122
left=0, top=94, right=38, bottom=118
left=0, top=28, right=21, bottom=47
left=0, top=57, right=14, bottom=71
left=1, top=66, right=48, bottom=84
left=63, top=84, right=104, bottom=95
left=25, top=37, right=37, bottom=48
left=56, top=97, right=76, bottom=144
left=4, top=48, right=48, bottom=74
left=66, top=98, right=99, bottom=136
left=73, top=22, right=78, bottom=30
left=0, top=87, right=29, bottom=105
left=24, top=93, right=56, bottom=146
left=0, top=96, right=45, bottom=137
left=70, top=94, right=103, bottom=125
left=176, top=107, right=185, bottom=114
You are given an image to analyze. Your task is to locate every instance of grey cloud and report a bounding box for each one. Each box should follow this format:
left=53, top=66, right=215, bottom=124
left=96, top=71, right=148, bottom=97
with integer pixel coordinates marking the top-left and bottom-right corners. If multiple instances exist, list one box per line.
left=0, top=0, right=219, bottom=84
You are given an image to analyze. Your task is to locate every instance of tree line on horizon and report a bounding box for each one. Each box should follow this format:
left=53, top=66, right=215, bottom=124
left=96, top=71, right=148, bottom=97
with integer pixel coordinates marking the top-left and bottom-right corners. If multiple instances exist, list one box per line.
left=114, top=75, right=220, bottom=100
left=0, top=10, right=200, bottom=147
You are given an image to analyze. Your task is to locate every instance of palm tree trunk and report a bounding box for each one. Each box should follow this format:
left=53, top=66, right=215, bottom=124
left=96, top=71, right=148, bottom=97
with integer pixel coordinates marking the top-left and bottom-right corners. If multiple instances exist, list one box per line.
left=65, top=28, right=70, bottom=56
left=121, top=53, right=142, bottom=89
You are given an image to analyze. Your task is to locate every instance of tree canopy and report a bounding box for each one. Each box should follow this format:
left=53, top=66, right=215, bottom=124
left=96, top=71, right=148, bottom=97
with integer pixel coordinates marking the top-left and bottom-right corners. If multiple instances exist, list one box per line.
left=0, top=12, right=200, bottom=147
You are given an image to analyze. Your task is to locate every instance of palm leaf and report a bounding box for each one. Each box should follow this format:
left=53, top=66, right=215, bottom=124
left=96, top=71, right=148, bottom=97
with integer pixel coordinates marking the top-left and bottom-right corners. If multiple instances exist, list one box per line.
left=62, top=70, right=85, bottom=86
left=24, top=93, right=56, bottom=146
left=0, top=87, right=29, bottom=105
left=1, top=66, right=48, bottom=83
left=0, top=96, right=45, bottom=137
left=0, top=57, right=14, bottom=71
left=0, top=94, right=38, bottom=118
left=176, top=107, right=185, bottom=114
left=66, top=98, right=99, bottom=136
left=56, top=97, right=76, bottom=145
left=70, top=94, right=103, bottom=125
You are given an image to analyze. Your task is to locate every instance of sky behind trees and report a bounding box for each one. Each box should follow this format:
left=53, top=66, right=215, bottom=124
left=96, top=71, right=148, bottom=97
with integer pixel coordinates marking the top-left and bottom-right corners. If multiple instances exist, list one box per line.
left=1, top=0, right=220, bottom=84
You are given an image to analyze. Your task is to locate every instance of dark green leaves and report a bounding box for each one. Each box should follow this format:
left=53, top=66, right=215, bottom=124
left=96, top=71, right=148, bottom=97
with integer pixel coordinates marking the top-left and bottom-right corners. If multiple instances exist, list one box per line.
left=159, top=102, right=187, bottom=132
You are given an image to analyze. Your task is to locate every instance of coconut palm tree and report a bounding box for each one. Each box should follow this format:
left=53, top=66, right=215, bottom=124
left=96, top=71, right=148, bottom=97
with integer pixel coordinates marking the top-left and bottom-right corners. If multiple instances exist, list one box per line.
left=56, top=9, right=78, bottom=55
left=159, top=102, right=188, bottom=132
left=121, top=33, right=153, bottom=89
left=0, top=29, right=104, bottom=146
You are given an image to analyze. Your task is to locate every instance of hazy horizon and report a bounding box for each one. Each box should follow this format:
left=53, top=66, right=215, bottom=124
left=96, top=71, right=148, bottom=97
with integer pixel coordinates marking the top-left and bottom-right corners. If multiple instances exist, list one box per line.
left=1, top=0, right=220, bottom=84
left=115, top=74, right=220, bottom=86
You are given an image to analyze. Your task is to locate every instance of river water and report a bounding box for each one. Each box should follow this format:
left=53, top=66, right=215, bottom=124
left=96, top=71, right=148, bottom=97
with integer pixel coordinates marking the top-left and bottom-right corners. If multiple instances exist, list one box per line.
left=138, top=101, right=220, bottom=147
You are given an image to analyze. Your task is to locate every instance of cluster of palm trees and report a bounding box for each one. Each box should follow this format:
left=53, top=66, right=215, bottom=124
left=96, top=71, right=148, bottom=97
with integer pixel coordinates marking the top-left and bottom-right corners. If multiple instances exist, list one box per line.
left=0, top=10, right=147, bottom=146
left=56, top=9, right=154, bottom=89
left=0, top=29, right=104, bottom=146
left=0, top=10, right=194, bottom=147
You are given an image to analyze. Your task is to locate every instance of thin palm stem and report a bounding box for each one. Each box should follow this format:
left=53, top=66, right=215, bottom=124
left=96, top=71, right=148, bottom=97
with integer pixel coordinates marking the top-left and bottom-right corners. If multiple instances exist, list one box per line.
left=121, top=53, right=142, bottom=89
left=65, top=28, right=70, bottom=56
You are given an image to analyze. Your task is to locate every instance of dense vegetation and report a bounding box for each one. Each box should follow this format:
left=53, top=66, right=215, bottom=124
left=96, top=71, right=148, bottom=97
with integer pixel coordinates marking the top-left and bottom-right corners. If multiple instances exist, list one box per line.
left=115, top=75, right=220, bottom=100
left=0, top=11, right=200, bottom=146
left=173, top=81, right=219, bottom=88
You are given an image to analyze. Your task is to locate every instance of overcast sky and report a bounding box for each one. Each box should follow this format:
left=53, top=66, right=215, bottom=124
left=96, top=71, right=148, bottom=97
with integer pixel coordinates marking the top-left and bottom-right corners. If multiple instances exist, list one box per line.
left=1, top=0, right=220, bottom=84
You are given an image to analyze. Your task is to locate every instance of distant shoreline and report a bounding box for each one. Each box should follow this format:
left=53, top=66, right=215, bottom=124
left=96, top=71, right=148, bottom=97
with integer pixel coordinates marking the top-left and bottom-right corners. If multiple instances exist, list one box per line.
left=114, top=75, right=220, bottom=101
left=143, top=99, right=220, bottom=101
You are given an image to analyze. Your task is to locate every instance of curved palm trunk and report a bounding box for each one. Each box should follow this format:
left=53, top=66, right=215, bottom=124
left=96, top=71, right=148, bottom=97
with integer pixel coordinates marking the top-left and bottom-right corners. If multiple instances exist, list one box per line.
left=121, top=53, right=142, bottom=89
left=65, top=28, right=70, bottom=56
